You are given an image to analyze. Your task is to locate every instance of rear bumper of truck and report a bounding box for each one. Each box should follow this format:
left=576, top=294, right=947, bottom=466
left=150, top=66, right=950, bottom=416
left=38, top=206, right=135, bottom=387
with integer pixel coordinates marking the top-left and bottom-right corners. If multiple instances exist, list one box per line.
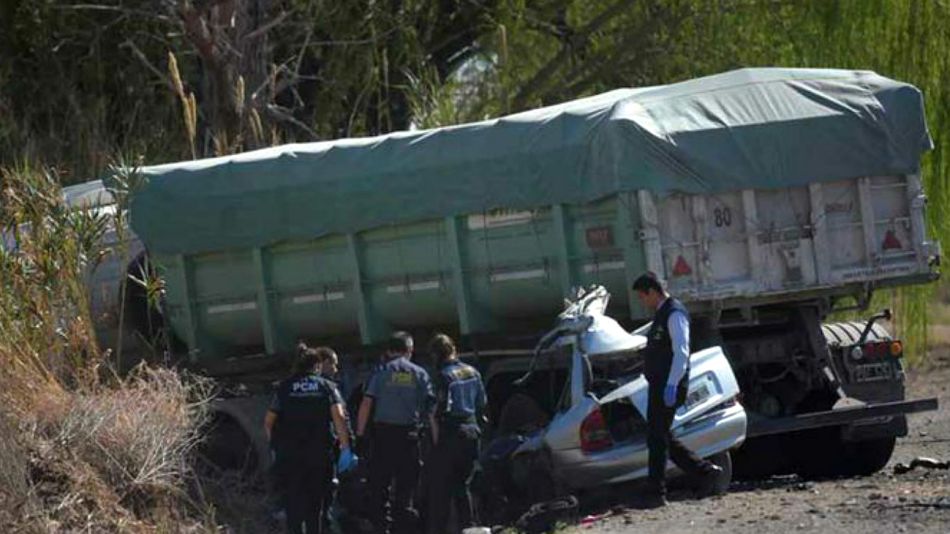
left=746, top=397, right=938, bottom=439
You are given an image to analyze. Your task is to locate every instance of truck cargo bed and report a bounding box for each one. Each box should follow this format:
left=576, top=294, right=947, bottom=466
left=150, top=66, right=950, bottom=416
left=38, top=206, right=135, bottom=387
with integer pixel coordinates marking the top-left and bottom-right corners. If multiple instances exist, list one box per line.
left=152, top=173, right=937, bottom=366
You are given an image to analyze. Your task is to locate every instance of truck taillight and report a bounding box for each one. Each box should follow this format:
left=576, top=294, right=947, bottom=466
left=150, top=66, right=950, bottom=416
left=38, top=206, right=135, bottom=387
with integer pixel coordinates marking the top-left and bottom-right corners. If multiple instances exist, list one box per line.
left=858, top=341, right=902, bottom=359
left=580, top=407, right=613, bottom=454
left=889, top=341, right=903, bottom=357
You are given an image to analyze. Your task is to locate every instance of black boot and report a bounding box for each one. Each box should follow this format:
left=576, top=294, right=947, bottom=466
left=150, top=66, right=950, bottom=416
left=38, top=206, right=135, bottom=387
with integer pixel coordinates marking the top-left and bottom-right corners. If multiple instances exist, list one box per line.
left=640, top=493, right=669, bottom=509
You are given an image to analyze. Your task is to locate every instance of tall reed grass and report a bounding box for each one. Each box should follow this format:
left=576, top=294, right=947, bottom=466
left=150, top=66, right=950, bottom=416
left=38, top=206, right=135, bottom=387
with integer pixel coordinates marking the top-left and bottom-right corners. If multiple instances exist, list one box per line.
left=0, top=164, right=215, bottom=532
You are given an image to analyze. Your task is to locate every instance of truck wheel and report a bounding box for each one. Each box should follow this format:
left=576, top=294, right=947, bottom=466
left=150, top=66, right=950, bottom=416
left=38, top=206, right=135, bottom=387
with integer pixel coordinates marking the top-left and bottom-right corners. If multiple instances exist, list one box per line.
left=841, top=437, right=896, bottom=476
left=733, top=436, right=796, bottom=479
left=822, top=320, right=891, bottom=347
left=794, top=427, right=847, bottom=479
left=794, top=431, right=896, bottom=479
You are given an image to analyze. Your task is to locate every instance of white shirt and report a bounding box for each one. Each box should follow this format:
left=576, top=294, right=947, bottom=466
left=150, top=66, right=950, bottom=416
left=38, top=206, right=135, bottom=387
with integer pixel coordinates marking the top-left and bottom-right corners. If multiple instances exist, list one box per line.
left=658, top=296, right=690, bottom=387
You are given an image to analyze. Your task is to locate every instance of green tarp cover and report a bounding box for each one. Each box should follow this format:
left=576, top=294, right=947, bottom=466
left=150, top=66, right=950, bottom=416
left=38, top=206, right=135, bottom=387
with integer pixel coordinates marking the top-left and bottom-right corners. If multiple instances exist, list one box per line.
left=129, top=68, right=933, bottom=255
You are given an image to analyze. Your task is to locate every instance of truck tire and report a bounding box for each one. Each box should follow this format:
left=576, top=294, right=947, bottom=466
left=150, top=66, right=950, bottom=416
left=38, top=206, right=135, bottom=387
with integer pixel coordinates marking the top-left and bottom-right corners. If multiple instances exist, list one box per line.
left=795, top=430, right=896, bottom=479
left=821, top=320, right=891, bottom=347
left=733, top=436, right=795, bottom=479
left=794, top=427, right=846, bottom=479
left=791, top=321, right=897, bottom=478
left=840, top=436, right=896, bottom=476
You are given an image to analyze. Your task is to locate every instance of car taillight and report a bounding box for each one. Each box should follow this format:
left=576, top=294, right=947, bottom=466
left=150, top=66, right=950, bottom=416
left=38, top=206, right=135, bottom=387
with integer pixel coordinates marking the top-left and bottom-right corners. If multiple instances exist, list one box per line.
left=580, top=407, right=613, bottom=454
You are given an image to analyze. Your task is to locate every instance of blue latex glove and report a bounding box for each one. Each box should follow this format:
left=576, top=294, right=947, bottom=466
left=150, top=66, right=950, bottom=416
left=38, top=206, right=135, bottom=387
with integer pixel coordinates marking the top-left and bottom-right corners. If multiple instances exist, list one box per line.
left=337, top=447, right=358, bottom=474
left=663, top=384, right=678, bottom=408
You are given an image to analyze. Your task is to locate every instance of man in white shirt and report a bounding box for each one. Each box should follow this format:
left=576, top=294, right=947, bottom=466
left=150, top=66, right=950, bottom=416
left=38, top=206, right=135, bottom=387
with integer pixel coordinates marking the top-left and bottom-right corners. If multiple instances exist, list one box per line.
left=633, top=273, right=721, bottom=508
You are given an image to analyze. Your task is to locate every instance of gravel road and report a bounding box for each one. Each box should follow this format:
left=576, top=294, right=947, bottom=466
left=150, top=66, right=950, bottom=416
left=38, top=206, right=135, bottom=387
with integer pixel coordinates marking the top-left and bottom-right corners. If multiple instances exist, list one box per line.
left=566, top=350, right=950, bottom=534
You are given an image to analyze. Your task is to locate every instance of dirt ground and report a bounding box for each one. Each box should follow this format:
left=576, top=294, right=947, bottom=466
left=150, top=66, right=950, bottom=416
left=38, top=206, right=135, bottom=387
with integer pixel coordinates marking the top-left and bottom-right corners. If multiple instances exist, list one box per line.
left=566, top=349, right=950, bottom=534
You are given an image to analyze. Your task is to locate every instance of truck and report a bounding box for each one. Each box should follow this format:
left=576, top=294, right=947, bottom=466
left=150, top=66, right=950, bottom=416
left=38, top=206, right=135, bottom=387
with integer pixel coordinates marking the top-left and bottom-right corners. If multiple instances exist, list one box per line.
left=83, top=67, right=939, bottom=479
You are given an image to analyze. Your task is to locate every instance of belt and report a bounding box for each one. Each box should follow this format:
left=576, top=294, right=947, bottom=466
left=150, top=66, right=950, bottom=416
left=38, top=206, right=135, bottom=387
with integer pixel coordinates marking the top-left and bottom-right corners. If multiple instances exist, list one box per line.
left=373, top=421, right=417, bottom=430
left=439, top=415, right=477, bottom=427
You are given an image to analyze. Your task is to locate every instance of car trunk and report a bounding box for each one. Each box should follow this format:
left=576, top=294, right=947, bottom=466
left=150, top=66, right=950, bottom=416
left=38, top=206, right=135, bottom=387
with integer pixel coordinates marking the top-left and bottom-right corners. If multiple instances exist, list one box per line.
left=587, top=349, right=648, bottom=444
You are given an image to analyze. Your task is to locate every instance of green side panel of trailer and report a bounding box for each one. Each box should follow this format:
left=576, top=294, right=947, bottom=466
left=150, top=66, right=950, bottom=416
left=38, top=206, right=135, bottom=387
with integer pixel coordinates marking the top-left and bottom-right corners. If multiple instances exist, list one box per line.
left=153, top=195, right=648, bottom=364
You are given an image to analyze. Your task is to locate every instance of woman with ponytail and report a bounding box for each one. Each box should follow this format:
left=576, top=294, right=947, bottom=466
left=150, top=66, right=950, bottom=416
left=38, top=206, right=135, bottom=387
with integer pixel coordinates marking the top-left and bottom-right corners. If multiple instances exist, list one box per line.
left=265, top=342, right=357, bottom=533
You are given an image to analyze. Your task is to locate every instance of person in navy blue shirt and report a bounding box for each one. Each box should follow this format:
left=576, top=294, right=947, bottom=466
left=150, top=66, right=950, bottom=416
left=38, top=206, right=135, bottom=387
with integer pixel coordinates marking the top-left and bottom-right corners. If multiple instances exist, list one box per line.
left=356, top=331, right=435, bottom=534
left=633, top=273, right=720, bottom=508
left=265, top=344, right=356, bottom=534
left=426, top=334, right=486, bottom=534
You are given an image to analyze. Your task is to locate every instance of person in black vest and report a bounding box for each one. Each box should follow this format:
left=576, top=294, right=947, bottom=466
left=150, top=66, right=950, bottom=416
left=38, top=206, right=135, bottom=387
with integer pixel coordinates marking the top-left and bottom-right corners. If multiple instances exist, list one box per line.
left=356, top=331, right=436, bottom=534
left=426, top=333, right=487, bottom=534
left=633, top=273, right=721, bottom=508
left=265, top=345, right=357, bottom=534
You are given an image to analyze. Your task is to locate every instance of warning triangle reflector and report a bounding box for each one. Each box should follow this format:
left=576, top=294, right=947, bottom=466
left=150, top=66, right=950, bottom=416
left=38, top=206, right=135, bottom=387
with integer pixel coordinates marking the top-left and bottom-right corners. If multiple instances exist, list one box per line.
left=882, top=230, right=902, bottom=250
left=672, top=255, right=693, bottom=276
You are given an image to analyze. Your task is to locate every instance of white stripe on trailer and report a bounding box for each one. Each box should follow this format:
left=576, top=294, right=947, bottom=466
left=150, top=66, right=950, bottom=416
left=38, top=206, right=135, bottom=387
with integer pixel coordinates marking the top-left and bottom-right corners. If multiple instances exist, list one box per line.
left=490, top=268, right=547, bottom=282
left=293, top=292, right=346, bottom=304
left=583, top=261, right=626, bottom=273
left=385, top=280, right=441, bottom=293
left=468, top=210, right=536, bottom=230
left=207, top=301, right=257, bottom=314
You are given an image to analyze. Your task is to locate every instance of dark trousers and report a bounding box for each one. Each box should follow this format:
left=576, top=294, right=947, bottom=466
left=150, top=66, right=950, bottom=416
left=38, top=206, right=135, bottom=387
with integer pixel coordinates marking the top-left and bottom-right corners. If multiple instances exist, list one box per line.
left=281, top=457, right=329, bottom=534
left=368, top=423, right=421, bottom=533
left=427, top=426, right=479, bottom=534
left=646, top=382, right=712, bottom=496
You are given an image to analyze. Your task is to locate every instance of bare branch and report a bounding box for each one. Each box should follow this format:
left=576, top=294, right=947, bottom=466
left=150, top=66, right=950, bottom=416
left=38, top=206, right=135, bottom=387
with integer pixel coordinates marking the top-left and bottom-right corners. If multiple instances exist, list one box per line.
left=120, top=40, right=177, bottom=93
left=244, top=11, right=290, bottom=41
left=48, top=3, right=173, bottom=22
left=264, top=104, right=319, bottom=140
left=512, top=0, right=638, bottom=110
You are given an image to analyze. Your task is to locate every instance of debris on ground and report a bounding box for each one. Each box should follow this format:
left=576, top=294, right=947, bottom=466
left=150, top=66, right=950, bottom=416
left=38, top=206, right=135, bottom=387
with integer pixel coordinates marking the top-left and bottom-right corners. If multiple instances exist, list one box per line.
left=580, top=511, right=613, bottom=527
left=893, top=457, right=950, bottom=474
left=515, top=495, right=580, bottom=533
left=789, top=482, right=814, bottom=492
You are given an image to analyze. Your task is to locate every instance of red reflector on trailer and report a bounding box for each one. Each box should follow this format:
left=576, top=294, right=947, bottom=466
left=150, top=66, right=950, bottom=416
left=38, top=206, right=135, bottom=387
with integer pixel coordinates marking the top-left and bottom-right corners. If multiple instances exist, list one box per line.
left=882, top=230, right=902, bottom=250
left=890, top=341, right=903, bottom=357
left=673, top=255, right=693, bottom=276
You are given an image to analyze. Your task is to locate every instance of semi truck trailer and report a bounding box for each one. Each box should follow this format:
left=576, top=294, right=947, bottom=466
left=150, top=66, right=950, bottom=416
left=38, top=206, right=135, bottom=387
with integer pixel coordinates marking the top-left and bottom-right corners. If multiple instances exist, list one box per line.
left=81, top=68, right=939, bottom=477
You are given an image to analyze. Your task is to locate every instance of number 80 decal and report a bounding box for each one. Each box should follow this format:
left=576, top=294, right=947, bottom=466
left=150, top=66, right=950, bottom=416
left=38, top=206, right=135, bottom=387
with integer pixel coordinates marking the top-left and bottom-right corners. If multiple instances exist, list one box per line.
left=713, top=207, right=732, bottom=228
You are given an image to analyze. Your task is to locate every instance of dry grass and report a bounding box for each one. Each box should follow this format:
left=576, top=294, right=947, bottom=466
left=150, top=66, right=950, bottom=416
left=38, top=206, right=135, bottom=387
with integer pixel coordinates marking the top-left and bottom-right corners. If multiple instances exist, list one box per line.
left=927, top=284, right=950, bottom=353
left=3, top=367, right=215, bottom=533
left=0, top=164, right=217, bottom=532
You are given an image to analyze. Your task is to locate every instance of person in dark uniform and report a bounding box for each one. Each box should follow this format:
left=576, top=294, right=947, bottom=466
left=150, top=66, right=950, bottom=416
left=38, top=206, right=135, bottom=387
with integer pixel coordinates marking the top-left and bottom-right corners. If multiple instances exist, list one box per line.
left=316, top=345, right=349, bottom=534
left=426, top=334, right=487, bottom=534
left=356, top=331, right=435, bottom=534
left=265, top=345, right=358, bottom=534
left=633, top=273, right=722, bottom=508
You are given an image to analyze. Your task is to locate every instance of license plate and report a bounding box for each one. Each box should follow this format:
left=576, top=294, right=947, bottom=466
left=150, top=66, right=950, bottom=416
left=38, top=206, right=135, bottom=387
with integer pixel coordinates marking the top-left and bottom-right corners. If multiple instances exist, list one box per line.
left=852, top=362, right=893, bottom=382
left=686, top=382, right=712, bottom=409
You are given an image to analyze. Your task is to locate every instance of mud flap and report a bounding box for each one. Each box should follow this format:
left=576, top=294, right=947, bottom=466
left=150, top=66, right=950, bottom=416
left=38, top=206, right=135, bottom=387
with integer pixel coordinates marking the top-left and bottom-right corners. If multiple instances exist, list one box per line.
left=841, top=415, right=908, bottom=441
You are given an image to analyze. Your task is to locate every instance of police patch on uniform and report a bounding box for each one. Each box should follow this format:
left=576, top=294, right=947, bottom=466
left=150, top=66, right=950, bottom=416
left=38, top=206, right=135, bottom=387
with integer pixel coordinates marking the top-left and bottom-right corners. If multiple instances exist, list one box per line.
left=451, top=366, right=476, bottom=380
left=390, top=371, right=416, bottom=387
left=289, top=377, right=324, bottom=397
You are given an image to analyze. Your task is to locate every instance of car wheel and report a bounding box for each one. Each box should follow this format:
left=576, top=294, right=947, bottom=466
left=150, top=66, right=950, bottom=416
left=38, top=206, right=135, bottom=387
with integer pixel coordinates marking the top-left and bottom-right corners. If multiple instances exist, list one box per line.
left=700, top=451, right=733, bottom=496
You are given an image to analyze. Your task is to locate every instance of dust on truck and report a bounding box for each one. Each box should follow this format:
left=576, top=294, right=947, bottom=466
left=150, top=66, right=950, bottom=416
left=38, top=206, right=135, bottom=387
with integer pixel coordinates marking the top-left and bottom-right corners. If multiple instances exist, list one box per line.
left=120, top=68, right=939, bottom=477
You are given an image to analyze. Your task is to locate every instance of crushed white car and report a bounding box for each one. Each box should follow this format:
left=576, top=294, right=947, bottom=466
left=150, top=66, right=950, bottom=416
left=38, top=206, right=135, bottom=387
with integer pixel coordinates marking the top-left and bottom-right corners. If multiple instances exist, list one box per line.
left=479, top=286, right=747, bottom=513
